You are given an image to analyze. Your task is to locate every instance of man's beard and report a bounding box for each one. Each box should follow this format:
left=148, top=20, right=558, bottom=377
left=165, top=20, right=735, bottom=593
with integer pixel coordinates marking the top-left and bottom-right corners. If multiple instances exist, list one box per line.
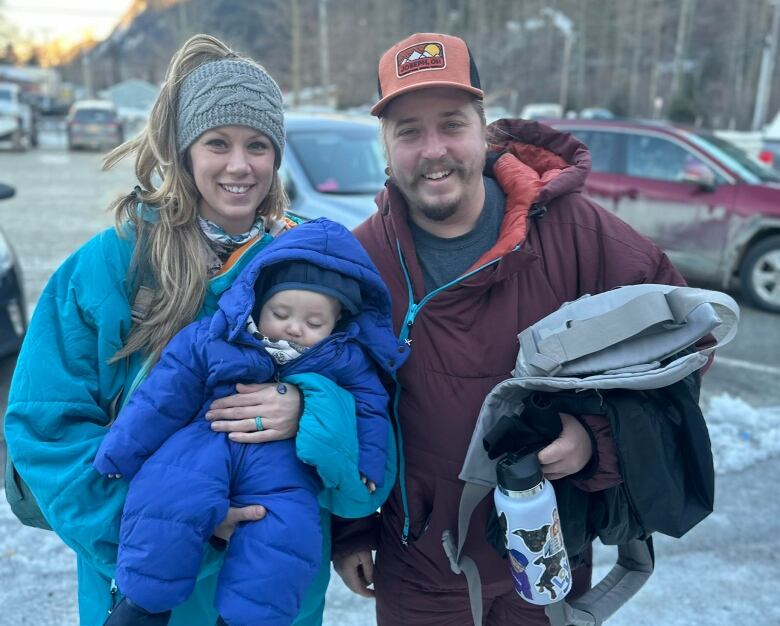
left=390, top=158, right=478, bottom=223
left=412, top=200, right=459, bottom=222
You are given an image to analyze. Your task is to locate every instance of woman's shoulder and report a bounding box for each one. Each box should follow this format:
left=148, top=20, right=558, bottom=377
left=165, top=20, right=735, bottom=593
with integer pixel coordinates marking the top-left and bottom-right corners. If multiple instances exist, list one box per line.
left=60, top=225, right=134, bottom=269
left=44, top=225, right=135, bottom=310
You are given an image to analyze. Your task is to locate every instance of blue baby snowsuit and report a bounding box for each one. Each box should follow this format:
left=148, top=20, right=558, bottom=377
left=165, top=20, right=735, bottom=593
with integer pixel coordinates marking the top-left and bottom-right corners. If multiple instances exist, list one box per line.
left=93, top=218, right=408, bottom=626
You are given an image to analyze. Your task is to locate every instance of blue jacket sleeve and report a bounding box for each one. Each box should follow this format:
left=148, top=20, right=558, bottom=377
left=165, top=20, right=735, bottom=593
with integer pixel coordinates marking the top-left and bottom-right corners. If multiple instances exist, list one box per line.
left=290, top=371, right=396, bottom=519
left=333, top=344, right=390, bottom=487
left=3, top=233, right=134, bottom=578
left=93, top=321, right=210, bottom=481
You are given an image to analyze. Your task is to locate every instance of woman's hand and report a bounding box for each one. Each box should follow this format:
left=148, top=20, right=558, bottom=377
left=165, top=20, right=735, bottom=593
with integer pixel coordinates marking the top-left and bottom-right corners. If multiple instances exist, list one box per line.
left=537, top=413, right=593, bottom=480
left=213, top=504, right=267, bottom=541
left=206, top=382, right=301, bottom=443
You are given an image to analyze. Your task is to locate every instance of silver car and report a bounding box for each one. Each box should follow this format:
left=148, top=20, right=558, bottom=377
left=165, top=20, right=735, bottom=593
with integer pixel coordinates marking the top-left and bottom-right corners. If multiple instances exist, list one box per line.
left=0, top=183, right=27, bottom=357
left=281, top=114, right=386, bottom=229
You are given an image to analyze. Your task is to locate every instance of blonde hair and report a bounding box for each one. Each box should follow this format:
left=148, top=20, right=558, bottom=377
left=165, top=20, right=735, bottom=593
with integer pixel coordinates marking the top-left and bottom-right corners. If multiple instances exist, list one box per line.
left=104, top=34, right=288, bottom=364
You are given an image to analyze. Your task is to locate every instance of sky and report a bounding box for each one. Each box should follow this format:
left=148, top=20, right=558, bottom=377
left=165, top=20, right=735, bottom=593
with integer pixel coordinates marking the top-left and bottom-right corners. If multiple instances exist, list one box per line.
left=1, top=0, right=133, bottom=45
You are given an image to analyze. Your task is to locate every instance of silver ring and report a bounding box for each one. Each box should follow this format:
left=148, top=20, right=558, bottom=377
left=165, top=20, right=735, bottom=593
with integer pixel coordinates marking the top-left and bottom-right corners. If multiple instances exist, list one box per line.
left=254, top=416, right=264, bottom=432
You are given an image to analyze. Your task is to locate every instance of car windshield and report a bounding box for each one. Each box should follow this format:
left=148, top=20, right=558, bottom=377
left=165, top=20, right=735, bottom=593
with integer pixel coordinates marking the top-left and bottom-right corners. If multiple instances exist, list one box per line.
left=287, top=126, right=386, bottom=194
left=690, top=131, right=780, bottom=183
left=73, top=109, right=117, bottom=123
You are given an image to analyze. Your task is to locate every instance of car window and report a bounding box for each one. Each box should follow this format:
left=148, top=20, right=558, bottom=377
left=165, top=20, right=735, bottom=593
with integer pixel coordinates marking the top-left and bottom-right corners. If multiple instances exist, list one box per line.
left=571, top=130, right=620, bottom=173
left=286, top=128, right=385, bottom=194
left=691, top=131, right=780, bottom=183
left=73, top=109, right=118, bottom=123
left=626, top=134, right=710, bottom=182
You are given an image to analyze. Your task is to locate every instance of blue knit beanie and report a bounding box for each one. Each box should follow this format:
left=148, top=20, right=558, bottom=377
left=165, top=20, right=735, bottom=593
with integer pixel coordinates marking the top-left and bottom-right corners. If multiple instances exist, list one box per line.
left=254, top=260, right=363, bottom=317
left=176, top=58, right=285, bottom=167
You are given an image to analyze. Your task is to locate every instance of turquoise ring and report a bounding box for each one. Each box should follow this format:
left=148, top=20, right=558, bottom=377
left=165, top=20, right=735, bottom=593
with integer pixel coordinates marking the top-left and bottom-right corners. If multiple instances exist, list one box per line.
left=254, top=416, right=264, bottom=432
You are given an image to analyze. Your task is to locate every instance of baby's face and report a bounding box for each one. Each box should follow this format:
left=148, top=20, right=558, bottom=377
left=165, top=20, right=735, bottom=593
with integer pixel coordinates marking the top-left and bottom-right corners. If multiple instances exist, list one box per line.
left=258, top=289, right=341, bottom=347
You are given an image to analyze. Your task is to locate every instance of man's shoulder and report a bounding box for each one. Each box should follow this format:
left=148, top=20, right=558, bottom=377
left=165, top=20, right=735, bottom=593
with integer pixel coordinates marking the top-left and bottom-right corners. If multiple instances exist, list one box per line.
left=352, top=210, right=387, bottom=250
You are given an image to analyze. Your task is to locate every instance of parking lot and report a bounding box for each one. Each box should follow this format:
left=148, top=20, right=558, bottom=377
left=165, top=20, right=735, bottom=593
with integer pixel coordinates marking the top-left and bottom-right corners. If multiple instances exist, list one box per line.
left=0, top=132, right=778, bottom=625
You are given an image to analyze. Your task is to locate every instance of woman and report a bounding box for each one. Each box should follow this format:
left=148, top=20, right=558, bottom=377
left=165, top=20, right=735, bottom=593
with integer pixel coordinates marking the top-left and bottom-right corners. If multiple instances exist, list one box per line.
left=3, top=34, right=384, bottom=626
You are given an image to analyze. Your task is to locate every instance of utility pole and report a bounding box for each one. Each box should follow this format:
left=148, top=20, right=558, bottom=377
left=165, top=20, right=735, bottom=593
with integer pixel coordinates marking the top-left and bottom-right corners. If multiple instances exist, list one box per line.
left=291, top=0, right=301, bottom=108
left=670, top=0, right=694, bottom=96
left=540, top=8, right=574, bottom=112
left=752, top=0, right=780, bottom=130
left=81, top=51, right=93, bottom=98
left=560, top=31, right=574, bottom=112
left=318, top=0, right=330, bottom=101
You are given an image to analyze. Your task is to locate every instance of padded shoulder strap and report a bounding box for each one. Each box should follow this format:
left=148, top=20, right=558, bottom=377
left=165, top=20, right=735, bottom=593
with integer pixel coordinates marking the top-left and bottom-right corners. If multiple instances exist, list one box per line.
left=523, top=291, right=674, bottom=374
left=520, top=286, right=739, bottom=376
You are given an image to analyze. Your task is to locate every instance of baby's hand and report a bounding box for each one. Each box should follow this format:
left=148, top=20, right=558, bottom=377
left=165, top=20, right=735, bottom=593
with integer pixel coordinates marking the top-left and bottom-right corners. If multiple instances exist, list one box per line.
left=361, top=474, right=376, bottom=493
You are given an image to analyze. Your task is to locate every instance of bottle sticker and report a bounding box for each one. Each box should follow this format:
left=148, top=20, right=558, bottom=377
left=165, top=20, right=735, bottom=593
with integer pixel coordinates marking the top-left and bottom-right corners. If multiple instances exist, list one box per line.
left=543, top=508, right=564, bottom=557
left=509, top=549, right=534, bottom=600
left=533, top=550, right=571, bottom=600
left=510, top=523, right=551, bottom=553
left=504, top=506, right=571, bottom=602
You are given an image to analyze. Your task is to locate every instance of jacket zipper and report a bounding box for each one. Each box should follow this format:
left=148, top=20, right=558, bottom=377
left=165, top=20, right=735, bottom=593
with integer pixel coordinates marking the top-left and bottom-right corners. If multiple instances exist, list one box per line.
left=393, top=239, right=514, bottom=545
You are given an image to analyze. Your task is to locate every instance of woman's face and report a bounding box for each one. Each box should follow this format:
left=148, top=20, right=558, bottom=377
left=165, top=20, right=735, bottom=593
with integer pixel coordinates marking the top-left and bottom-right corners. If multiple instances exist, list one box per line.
left=189, top=125, right=276, bottom=235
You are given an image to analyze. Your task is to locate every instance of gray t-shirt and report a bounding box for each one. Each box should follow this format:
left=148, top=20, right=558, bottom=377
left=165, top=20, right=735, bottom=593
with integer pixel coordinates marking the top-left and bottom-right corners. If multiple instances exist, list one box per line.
left=410, top=176, right=506, bottom=293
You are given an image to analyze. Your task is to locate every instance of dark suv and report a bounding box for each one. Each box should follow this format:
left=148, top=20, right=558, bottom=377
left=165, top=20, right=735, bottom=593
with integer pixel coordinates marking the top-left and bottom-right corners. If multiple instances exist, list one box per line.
left=65, top=100, right=124, bottom=151
left=549, top=119, right=780, bottom=313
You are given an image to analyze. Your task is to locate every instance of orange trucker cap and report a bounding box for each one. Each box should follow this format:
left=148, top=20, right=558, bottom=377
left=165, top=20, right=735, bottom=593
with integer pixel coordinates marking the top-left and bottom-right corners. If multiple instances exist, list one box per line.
left=371, top=33, right=484, bottom=116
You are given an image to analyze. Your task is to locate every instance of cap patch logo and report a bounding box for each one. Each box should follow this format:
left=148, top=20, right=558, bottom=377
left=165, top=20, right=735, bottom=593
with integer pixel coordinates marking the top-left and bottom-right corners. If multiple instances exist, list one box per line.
left=396, top=41, right=446, bottom=77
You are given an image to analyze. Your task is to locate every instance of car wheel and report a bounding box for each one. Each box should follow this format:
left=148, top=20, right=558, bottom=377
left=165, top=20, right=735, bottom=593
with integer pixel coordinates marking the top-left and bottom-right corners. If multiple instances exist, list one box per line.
left=739, top=235, right=780, bottom=313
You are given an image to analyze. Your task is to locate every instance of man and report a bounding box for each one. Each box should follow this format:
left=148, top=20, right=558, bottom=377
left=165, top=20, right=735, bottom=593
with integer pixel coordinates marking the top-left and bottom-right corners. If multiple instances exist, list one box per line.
left=333, top=33, right=687, bottom=625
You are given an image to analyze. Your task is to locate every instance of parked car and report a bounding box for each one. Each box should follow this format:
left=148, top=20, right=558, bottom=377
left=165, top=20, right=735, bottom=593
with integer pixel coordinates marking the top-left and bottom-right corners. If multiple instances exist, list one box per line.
left=0, top=183, right=27, bottom=357
left=281, top=114, right=385, bottom=229
left=579, top=107, right=615, bottom=120
left=520, top=103, right=563, bottom=120
left=65, top=100, right=124, bottom=151
left=0, top=82, right=36, bottom=151
left=548, top=118, right=780, bottom=313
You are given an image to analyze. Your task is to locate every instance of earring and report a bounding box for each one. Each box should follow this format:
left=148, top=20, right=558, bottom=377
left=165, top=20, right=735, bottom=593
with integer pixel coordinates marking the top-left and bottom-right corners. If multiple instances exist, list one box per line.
left=384, top=166, right=392, bottom=176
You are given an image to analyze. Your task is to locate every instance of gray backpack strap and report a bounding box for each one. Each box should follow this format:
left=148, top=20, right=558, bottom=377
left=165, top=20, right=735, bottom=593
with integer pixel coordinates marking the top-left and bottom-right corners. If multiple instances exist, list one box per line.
left=528, top=291, right=675, bottom=373
left=521, top=287, right=739, bottom=376
left=545, top=538, right=654, bottom=626
left=130, top=285, right=155, bottom=325
left=441, top=482, right=492, bottom=626
left=665, top=287, right=740, bottom=350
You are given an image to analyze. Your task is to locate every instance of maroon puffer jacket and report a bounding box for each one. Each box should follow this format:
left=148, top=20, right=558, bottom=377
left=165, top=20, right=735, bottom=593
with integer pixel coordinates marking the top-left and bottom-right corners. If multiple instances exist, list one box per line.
left=339, top=119, right=686, bottom=596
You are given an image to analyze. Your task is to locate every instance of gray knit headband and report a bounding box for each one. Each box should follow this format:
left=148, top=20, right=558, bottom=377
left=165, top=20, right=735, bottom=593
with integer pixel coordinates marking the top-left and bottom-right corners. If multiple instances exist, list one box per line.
left=176, top=58, right=285, bottom=167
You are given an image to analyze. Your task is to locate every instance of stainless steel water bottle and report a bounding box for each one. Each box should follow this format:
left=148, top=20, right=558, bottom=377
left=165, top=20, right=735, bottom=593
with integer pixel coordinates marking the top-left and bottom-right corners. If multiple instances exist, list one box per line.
left=494, top=452, right=572, bottom=605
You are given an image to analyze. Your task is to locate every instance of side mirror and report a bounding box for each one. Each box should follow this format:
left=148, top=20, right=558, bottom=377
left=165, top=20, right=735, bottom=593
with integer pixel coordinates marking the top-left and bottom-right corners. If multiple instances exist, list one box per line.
left=0, top=183, right=15, bottom=201
left=284, top=179, right=296, bottom=202
left=680, top=161, right=716, bottom=191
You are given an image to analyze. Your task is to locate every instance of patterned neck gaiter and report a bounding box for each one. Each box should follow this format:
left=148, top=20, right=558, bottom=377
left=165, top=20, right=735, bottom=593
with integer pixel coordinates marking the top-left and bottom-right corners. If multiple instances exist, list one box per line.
left=197, top=215, right=266, bottom=263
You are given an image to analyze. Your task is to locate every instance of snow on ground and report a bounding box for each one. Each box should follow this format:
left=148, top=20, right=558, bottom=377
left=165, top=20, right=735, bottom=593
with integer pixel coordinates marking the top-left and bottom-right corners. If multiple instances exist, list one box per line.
left=705, top=394, right=780, bottom=474
left=1, top=393, right=779, bottom=625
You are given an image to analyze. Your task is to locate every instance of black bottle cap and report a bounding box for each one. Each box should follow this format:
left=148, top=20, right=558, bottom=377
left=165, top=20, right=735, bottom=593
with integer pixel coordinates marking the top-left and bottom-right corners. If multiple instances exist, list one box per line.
left=496, top=452, right=543, bottom=491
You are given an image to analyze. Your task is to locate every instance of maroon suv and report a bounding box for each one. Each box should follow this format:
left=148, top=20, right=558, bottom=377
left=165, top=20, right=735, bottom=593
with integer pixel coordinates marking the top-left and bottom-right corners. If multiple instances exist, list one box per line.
left=548, top=119, right=780, bottom=313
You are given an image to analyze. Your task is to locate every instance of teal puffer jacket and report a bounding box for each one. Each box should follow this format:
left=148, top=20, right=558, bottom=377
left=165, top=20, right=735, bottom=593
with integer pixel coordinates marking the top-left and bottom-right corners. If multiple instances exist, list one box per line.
left=4, top=224, right=393, bottom=625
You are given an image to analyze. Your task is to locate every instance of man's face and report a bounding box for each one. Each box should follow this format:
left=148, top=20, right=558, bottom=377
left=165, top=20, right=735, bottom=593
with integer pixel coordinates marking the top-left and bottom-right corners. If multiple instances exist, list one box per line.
left=382, top=87, right=486, bottom=224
